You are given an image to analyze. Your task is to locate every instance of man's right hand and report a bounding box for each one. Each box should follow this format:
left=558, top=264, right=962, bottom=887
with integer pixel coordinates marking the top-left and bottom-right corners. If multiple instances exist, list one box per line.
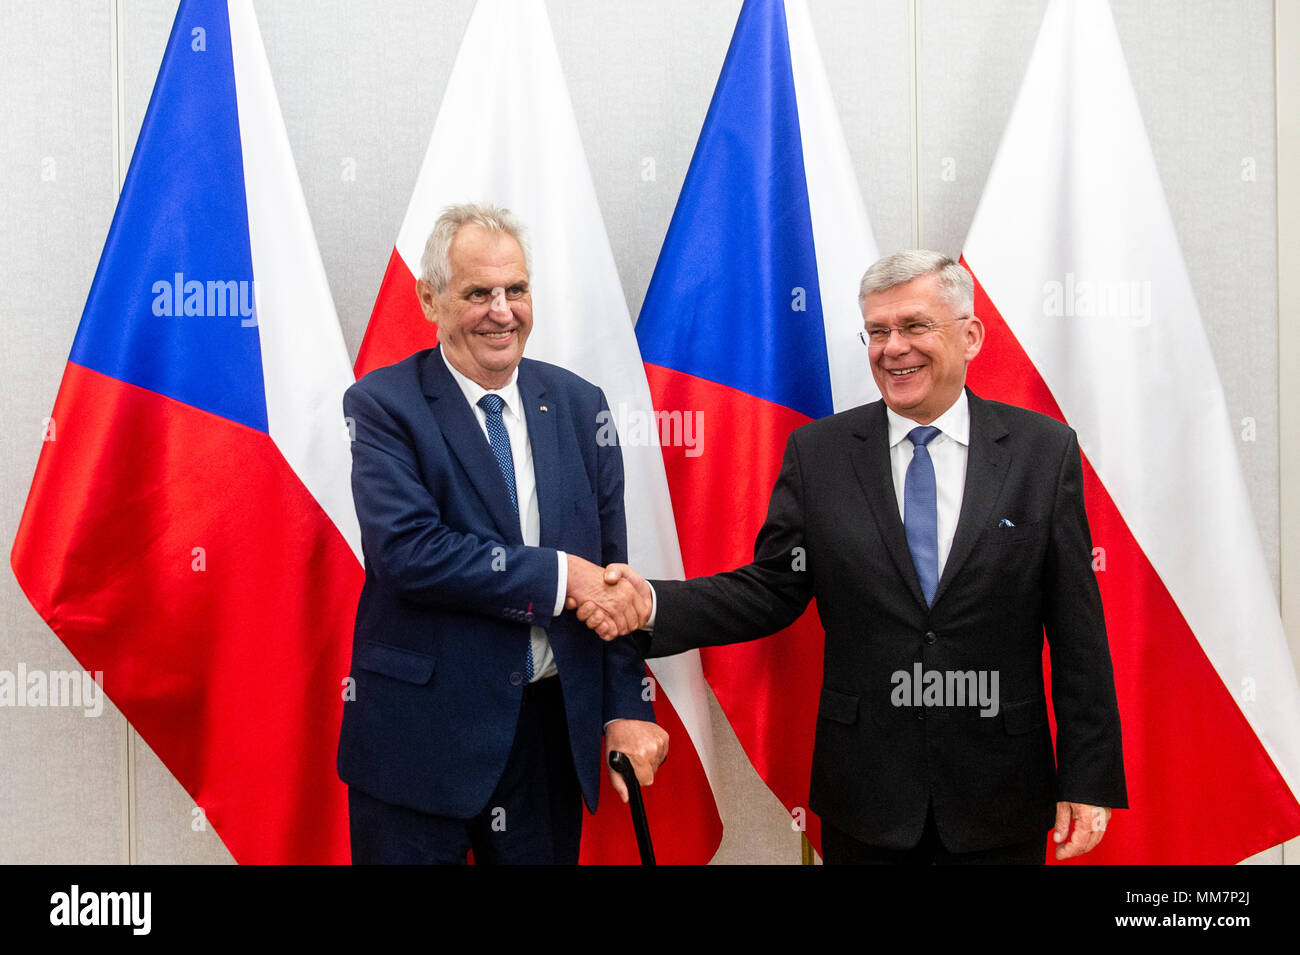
left=568, top=563, right=652, bottom=640
left=564, top=555, right=649, bottom=640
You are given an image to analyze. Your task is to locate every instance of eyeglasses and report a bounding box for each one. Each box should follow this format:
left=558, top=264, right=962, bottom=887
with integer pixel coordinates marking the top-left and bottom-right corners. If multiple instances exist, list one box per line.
left=859, top=317, right=970, bottom=347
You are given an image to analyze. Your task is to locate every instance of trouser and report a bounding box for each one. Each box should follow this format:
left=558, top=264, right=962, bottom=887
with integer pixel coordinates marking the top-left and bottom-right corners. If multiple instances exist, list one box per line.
left=348, top=675, right=582, bottom=865
left=822, top=801, right=1046, bottom=865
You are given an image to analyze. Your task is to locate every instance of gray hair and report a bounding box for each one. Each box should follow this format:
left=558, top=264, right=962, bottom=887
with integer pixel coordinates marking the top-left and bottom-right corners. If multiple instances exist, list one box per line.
left=419, top=202, right=532, bottom=293
left=858, top=250, right=973, bottom=315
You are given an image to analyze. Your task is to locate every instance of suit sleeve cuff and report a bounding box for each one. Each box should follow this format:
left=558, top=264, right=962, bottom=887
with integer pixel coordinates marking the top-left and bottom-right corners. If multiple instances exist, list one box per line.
left=553, top=550, right=567, bottom=616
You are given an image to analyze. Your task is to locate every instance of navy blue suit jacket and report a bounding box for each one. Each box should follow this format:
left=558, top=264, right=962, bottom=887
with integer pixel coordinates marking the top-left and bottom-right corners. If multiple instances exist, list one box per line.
left=337, top=346, right=653, bottom=818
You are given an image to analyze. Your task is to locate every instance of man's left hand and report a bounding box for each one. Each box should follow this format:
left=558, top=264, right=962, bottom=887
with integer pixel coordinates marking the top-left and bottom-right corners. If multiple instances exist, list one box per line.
left=604, top=719, right=668, bottom=804
left=1053, top=801, right=1111, bottom=860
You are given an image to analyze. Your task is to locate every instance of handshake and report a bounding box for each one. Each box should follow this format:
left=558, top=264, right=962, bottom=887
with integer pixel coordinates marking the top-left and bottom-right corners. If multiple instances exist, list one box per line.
left=564, top=555, right=651, bottom=640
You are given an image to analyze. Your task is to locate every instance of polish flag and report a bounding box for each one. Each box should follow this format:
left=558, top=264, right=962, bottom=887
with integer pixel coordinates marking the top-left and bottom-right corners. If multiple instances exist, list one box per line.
left=354, top=0, right=723, bottom=863
left=11, top=0, right=362, bottom=863
left=962, top=0, right=1300, bottom=862
left=635, top=0, right=880, bottom=856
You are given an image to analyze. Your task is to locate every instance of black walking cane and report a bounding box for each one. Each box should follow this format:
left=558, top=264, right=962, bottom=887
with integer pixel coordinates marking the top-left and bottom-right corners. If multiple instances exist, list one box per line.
left=608, top=751, right=656, bottom=866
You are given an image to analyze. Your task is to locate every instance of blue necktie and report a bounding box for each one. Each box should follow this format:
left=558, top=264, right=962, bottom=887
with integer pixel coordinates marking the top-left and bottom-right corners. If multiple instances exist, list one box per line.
left=904, top=426, right=941, bottom=606
left=478, top=393, right=531, bottom=679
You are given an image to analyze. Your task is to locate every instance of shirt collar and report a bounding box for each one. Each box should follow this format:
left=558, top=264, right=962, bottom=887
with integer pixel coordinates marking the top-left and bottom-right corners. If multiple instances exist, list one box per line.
left=886, top=388, right=970, bottom=449
left=439, top=347, right=522, bottom=420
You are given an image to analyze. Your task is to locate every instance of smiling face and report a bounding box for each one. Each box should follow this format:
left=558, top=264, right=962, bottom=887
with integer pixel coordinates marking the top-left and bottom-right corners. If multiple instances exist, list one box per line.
left=417, top=223, right=532, bottom=390
left=863, top=273, right=984, bottom=425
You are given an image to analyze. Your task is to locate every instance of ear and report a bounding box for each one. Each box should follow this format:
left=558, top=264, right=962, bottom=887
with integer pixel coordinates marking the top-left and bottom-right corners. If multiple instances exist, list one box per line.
left=963, top=314, right=986, bottom=362
left=416, top=280, right=440, bottom=326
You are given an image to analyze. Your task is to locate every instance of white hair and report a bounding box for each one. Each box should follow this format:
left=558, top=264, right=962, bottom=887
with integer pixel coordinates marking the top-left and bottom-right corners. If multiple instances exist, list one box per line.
left=858, top=250, right=974, bottom=314
left=419, top=202, right=531, bottom=292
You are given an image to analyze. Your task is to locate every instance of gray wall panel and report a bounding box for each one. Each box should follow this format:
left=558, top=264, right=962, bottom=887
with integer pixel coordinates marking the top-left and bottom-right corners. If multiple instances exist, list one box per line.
left=810, top=0, right=915, bottom=256
left=1, top=0, right=127, bottom=864
left=133, top=737, right=233, bottom=864
left=918, top=0, right=1045, bottom=257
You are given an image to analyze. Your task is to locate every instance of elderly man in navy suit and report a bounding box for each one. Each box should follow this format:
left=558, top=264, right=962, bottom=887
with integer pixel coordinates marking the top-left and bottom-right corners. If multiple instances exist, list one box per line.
left=339, top=203, right=666, bottom=864
left=582, top=250, right=1126, bottom=865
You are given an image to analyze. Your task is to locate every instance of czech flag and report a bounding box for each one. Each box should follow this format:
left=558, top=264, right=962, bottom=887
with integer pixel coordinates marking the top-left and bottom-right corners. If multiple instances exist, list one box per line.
left=10, top=0, right=362, bottom=863
left=962, top=0, right=1300, bottom=862
left=636, top=0, right=879, bottom=856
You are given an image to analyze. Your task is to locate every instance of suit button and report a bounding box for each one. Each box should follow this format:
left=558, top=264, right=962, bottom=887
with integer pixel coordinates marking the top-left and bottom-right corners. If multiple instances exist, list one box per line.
left=924, top=631, right=937, bottom=645
left=917, top=710, right=925, bottom=720
left=509, top=672, right=523, bottom=686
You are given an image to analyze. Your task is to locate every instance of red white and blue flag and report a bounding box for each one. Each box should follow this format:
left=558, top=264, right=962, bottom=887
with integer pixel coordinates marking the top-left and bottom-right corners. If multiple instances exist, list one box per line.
left=962, top=0, right=1300, bottom=862
left=355, top=0, right=724, bottom=863
left=11, top=0, right=362, bottom=863
left=636, top=0, right=879, bottom=856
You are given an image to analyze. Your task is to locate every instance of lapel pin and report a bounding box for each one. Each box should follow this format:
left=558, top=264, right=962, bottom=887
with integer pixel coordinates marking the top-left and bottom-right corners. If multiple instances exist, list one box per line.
left=540, top=405, right=548, bottom=413
left=998, top=518, right=1015, bottom=528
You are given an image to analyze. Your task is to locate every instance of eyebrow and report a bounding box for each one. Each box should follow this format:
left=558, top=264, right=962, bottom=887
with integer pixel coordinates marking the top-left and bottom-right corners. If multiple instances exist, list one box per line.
left=867, top=310, right=935, bottom=325
left=462, top=280, right=528, bottom=292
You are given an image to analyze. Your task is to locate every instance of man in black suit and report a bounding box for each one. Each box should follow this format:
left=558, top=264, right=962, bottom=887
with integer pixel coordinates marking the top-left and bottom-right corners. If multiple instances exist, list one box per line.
left=580, top=250, right=1126, bottom=864
left=340, top=204, right=666, bottom=864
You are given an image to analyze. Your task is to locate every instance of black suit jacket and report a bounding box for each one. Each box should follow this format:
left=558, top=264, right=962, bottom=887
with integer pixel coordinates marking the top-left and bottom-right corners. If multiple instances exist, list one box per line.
left=643, top=388, right=1126, bottom=852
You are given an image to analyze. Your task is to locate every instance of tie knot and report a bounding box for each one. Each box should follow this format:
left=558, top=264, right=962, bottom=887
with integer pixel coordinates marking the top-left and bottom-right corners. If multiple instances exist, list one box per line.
left=908, top=425, right=941, bottom=449
left=478, top=393, right=505, bottom=416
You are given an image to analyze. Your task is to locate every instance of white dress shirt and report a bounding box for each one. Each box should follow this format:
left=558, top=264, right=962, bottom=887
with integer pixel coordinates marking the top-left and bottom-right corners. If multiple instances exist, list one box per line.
left=440, top=350, right=566, bottom=682
left=886, top=389, right=970, bottom=579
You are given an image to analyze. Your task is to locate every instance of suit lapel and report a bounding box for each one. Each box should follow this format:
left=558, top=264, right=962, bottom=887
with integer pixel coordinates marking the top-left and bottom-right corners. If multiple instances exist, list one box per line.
left=518, top=362, right=563, bottom=550
left=850, top=401, right=928, bottom=609
left=420, top=347, right=524, bottom=545
left=932, top=388, right=1010, bottom=606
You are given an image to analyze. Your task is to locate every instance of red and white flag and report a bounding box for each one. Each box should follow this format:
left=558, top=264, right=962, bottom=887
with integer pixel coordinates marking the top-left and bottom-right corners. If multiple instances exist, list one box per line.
left=354, top=0, right=723, bottom=862
left=962, top=0, right=1300, bottom=862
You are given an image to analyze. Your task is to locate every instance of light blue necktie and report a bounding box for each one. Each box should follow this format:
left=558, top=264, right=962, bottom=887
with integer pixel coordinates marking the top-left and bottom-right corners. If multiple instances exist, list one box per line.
left=904, top=426, right=941, bottom=606
left=478, top=393, right=531, bottom=679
